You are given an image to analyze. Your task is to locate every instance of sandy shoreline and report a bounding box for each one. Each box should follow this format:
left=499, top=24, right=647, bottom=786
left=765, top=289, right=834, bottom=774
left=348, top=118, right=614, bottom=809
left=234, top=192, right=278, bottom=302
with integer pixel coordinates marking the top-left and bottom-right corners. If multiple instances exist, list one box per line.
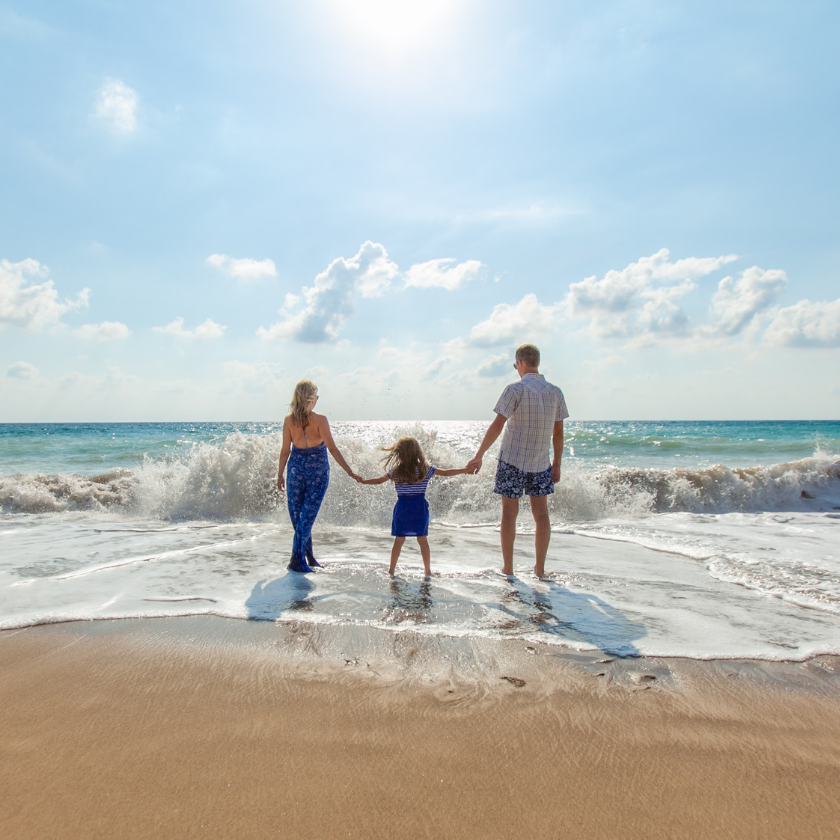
left=2, top=617, right=840, bottom=839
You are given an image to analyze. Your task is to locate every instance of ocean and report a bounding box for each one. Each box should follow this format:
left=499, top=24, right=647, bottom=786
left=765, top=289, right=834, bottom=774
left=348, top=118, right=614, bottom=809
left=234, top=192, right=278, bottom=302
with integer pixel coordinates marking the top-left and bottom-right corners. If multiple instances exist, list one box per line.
left=1, top=420, right=839, bottom=660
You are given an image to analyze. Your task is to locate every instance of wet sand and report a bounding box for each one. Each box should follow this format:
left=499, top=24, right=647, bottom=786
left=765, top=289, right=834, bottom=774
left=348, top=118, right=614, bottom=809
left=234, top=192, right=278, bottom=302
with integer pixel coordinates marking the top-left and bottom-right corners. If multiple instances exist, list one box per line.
left=2, top=617, right=840, bottom=840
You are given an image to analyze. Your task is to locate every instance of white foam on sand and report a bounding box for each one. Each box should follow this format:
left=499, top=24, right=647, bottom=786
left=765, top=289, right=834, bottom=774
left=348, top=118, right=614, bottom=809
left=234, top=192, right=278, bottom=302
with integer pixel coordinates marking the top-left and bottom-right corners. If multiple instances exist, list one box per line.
left=3, top=508, right=840, bottom=660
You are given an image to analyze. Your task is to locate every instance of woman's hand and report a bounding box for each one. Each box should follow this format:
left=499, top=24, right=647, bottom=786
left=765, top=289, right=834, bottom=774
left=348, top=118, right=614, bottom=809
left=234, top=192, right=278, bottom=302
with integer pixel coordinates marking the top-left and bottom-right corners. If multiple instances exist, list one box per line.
left=277, top=474, right=285, bottom=493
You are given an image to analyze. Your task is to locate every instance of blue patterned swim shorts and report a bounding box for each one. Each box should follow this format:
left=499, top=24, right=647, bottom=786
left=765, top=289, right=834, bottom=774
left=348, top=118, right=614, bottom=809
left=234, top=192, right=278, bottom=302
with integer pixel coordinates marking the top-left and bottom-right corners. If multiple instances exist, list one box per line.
left=493, top=460, right=554, bottom=498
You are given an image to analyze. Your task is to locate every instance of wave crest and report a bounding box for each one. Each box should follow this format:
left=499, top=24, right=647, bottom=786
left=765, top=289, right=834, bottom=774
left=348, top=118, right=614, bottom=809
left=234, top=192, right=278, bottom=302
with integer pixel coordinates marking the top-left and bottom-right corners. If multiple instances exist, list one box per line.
left=1, top=430, right=838, bottom=521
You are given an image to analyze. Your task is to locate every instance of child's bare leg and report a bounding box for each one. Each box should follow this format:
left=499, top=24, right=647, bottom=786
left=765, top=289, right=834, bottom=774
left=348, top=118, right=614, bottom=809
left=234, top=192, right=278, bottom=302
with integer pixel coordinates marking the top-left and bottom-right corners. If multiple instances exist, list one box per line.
left=389, top=538, right=405, bottom=575
left=417, top=536, right=431, bottom=576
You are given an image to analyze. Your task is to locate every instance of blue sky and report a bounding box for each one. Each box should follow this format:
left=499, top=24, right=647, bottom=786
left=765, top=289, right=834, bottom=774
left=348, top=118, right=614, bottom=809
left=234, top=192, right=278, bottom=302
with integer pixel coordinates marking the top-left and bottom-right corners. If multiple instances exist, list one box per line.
left=2, top=0, right=839, bottom=421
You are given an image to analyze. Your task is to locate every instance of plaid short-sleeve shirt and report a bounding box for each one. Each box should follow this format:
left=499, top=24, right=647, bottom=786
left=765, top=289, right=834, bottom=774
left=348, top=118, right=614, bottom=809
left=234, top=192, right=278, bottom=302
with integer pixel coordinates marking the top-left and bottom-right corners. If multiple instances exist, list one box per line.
left=494, top=373, right=568, bottom=473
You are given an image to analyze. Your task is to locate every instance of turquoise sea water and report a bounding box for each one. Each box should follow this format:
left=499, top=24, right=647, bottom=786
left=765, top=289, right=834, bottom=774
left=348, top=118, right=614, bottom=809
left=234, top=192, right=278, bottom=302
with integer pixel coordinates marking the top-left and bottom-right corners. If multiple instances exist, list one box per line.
left=1, top=420, right=838, bottom=476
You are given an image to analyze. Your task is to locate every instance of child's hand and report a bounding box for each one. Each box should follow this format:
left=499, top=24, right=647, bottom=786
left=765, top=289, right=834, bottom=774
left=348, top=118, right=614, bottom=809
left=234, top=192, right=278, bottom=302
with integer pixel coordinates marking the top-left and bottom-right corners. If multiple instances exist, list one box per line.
left=357, top=474, right=389, bottom=485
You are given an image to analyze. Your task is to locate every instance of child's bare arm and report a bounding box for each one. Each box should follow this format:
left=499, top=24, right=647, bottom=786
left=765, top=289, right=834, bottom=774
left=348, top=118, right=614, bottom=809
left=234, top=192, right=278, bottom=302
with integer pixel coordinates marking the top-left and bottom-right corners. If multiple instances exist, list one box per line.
left=358, top=474, right=390, bottom=485
left=434, top=466, right=469, bottom=477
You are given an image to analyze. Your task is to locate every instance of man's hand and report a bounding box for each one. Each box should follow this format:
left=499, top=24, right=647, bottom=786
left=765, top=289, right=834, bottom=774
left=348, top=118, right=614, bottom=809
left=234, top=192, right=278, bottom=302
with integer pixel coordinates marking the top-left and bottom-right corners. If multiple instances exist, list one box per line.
left=552, top=463, right=561, bottom=483
left=277, top=474, right=285, bottom=493
left=465, top=456, right=483, bottom=474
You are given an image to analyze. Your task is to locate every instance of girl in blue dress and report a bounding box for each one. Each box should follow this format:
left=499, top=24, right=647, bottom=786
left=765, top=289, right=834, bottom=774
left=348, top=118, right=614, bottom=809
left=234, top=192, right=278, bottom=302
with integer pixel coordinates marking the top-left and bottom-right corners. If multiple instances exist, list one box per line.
left=359, top=437, right=468, bottom=576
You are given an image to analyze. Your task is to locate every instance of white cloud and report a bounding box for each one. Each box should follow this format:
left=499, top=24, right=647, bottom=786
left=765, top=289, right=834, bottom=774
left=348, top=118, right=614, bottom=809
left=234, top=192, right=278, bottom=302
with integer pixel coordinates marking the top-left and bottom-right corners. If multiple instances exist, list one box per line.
left=6, top=361, right=38, bottom=379
left=59, top=371, right=87, bottom=388
left=104, top=366, right=138, bottom=386
left=94, top=78, right=138, bottom=134
left=476, top=353, right=512, bottom=377
left=708, top=266, right=787, bottom=336
left=76, top=320, right=131, bottom=341
left=206, top=254, right=276, bottom=282
left=0, top=258, right=89, bottom=331
left=764, top=298, right=840, bottom=348
left=581, top=353, right=627, bottom=371
left=404, top=258, right=482, bottom=291
left=467, top=294, right=560, bottom=347
left=221, top=360, right=285, bottom=392
left=564, top=248, right=737, bottom=340
left=257, top=241, right=398, bottom=343
left=422, top=356, right=454, bottom=378
left=154, top=317, right=226, bottom=339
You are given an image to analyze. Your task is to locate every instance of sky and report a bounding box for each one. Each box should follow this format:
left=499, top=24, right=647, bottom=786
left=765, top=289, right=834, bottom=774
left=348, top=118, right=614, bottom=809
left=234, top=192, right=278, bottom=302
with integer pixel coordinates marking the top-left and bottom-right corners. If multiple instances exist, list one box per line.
left=1, top=0, right=839, bottom=421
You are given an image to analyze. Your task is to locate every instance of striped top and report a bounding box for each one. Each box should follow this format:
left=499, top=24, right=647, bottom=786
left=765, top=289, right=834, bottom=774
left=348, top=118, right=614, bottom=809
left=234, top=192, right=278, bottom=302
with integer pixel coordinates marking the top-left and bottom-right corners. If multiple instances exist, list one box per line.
left=388, top=465, right=437, bottom=497
left=494, top=373, right=569, bottom=473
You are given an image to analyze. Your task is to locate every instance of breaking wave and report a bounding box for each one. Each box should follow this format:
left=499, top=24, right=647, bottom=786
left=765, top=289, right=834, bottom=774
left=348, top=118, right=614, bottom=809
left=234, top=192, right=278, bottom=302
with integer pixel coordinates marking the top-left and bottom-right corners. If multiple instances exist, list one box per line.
left=1, top=430, right=838, bottom=522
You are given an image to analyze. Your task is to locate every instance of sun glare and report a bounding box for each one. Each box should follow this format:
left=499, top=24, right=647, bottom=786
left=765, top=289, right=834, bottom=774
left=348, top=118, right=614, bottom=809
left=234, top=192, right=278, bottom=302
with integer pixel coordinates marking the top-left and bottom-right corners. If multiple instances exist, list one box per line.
left=329, top=0, right=459, bottom=55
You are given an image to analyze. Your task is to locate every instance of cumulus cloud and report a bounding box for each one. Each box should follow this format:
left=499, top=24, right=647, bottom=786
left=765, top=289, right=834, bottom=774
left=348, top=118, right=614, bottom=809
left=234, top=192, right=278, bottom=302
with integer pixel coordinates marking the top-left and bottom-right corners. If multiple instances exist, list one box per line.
left=6, top=361, right=38, bottom=379
left=94, top=78, right=138, bottom=134
left=707, top=266, right=787, bottom=336
left=221, top=360, right=285, bottom=392
left=154, top=317, right=226, bottom=339
left=763, top=298, right=840, bottom=348
left=0, top=258, right=89, bottom=331
left=258, top=241, right=398, bottom=343
left=422, top=356, right=454, bottom=378
left=206, top=254, right=276, bottom=282
left=467, top=294, right=561, bottom=347
left=76, top=321, right=131, bottom=341
left=476, top=353, right=512, bottom=377
left=404, top=258, right=482, bottom=291
left=564, top=248, right=737, bottom=340
left=104, top=366, right=138, bottom=386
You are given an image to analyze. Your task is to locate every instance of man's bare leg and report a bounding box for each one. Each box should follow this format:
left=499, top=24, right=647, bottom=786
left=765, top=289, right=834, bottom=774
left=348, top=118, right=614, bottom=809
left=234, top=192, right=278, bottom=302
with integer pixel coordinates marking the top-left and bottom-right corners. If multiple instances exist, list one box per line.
left=529, top=495, right=551, bottom=578
left=500, top=496, right=520, bottom=576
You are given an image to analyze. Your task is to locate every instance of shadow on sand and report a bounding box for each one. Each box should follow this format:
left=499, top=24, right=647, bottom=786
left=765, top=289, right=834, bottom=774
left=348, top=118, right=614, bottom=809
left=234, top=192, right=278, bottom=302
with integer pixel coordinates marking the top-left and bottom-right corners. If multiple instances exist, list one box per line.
left=245, top=575, right=322, bottom=620
left=497, top=578, right=646, bottom=657
left=245, top=570, right=646, bottom=657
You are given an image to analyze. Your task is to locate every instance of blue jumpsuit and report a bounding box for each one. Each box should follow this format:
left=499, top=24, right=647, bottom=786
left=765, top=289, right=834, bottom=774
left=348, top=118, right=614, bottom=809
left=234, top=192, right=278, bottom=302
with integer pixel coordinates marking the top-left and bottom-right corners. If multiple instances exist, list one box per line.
left=285, top=442, right=330, bottom=573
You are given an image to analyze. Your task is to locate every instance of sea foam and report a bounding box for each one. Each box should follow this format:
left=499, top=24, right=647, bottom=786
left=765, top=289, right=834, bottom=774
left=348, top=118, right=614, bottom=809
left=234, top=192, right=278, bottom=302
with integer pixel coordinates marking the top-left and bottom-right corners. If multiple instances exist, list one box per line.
left=1, top=428, right=838, bottom=521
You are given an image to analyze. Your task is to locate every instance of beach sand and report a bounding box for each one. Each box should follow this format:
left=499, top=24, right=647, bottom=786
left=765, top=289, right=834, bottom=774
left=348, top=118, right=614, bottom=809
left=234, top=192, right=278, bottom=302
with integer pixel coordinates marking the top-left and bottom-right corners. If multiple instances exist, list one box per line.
left=2, top=617, right=840, bottom=840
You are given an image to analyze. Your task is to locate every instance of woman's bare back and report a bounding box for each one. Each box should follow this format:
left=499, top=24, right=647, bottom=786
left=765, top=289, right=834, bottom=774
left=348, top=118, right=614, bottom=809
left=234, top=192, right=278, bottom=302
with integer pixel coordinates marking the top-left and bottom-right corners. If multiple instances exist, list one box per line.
left=286, top=412, right=327, bottom=449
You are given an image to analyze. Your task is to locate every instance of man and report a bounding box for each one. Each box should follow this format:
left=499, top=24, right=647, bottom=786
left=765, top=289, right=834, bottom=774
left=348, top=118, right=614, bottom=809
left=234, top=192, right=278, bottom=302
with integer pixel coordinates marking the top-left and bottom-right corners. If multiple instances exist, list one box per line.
left=466, top=344, right=568, bottom=578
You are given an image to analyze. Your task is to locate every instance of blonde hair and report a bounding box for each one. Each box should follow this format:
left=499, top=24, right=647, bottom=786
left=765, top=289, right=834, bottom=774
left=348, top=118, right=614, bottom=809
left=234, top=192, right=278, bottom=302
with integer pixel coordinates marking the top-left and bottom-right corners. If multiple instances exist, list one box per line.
left=289, top=380, right=318, bottom=428
left=381, top=437, right=429, bottom=485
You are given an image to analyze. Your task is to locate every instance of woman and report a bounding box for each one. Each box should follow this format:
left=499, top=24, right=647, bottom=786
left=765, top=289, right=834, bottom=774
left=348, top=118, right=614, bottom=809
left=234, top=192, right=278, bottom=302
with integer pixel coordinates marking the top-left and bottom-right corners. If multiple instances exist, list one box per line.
left=277, top=381, right=359, bottom=573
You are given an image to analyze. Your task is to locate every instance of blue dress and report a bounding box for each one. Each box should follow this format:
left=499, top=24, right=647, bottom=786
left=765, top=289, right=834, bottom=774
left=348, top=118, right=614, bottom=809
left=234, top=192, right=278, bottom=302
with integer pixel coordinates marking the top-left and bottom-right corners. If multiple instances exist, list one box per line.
left=286, top=442, right=330, bottom=573
left=391, top=466, right=436, bottom=537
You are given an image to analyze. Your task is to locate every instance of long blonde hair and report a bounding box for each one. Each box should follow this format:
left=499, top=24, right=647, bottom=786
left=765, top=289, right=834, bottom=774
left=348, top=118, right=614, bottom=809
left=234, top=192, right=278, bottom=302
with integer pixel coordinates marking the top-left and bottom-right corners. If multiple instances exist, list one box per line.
left=381, top=437, right=429, bottom=484
left=289, top=380, right=318, bottom=428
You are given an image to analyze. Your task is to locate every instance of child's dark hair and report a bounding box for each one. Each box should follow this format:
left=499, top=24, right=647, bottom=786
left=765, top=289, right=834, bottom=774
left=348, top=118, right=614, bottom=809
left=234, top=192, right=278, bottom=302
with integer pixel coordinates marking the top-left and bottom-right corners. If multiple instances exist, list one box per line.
left=381, top=437, right=429, bottom=485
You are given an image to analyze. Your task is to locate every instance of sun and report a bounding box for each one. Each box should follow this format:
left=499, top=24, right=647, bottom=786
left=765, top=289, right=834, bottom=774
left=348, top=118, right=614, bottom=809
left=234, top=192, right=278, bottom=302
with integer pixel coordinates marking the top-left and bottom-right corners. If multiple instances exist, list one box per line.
left=328, top=0, right=460, bottom=56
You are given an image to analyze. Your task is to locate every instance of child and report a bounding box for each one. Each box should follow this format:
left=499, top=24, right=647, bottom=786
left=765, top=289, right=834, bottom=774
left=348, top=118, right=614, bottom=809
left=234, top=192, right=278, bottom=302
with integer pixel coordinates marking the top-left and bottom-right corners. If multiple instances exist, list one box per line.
left=358, top=436, right=468, bottom=576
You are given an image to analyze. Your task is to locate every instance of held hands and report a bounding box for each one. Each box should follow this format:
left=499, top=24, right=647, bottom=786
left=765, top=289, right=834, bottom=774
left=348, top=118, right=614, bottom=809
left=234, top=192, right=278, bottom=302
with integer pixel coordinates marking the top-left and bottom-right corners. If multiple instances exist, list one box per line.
left=465, top=455, right=483, bottom=475
left=552, top=463, right=561, bottom=483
